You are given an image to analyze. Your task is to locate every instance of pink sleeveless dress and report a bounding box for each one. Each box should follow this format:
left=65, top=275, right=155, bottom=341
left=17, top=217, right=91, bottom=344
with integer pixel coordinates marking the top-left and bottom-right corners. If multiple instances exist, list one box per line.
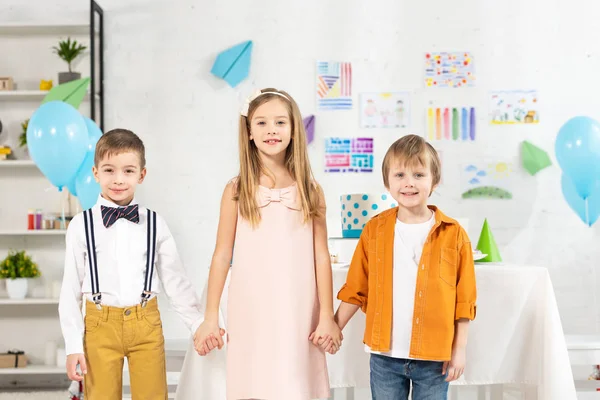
left=226, top=183, right=330, bottom=400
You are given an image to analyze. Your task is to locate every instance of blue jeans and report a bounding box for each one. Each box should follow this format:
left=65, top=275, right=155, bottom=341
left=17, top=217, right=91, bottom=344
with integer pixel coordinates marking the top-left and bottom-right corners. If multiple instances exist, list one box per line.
left=370, top=354, right=449, bottom=400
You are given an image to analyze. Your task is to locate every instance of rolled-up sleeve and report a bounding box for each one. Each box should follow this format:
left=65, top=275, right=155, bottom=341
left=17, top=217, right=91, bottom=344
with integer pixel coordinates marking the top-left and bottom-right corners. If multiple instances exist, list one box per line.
left=337, top=222, right=370, bottom=313
left=455, top=232, right=477, bottom=320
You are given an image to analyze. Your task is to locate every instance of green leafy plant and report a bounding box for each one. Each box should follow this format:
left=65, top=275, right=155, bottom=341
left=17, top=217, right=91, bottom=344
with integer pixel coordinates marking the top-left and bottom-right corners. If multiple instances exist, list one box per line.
left=18, top=119, right=28, bottom=148
left=53, top=38, right=87, bottom=72
left=0, top=250, right=41, bottom=279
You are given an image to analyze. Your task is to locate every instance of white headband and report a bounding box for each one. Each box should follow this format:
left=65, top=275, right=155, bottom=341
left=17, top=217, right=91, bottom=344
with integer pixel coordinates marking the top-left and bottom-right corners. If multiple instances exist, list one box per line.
left=240, top=89, right=289, bottom=117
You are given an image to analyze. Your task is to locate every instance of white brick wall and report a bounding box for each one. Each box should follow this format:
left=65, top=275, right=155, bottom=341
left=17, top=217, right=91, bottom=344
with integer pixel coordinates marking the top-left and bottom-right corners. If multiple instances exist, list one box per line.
left=1, top=0, right=598, bottom=375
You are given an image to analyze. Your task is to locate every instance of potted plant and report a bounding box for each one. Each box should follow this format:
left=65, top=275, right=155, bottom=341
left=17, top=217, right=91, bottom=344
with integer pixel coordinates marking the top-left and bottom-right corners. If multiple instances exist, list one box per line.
left=53, top=37, right=87, bottom=84
left=18, top=119, right=28, bottom=149
left=0, top=250, right=41, bottom=299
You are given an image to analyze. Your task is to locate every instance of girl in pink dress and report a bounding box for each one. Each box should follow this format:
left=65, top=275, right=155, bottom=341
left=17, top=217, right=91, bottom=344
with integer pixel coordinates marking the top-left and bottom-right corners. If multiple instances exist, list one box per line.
left=194, top=88, right=342, bottom=400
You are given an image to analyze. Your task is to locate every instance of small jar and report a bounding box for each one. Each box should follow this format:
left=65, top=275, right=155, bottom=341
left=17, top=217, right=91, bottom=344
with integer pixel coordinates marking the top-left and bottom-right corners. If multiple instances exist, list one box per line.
left=43, top=214, right=55, bottom=230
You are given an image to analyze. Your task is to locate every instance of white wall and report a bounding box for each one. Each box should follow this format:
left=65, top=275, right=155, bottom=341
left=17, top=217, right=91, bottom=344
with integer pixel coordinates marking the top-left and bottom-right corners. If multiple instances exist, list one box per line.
left=1, top=0, right=599, bottom=366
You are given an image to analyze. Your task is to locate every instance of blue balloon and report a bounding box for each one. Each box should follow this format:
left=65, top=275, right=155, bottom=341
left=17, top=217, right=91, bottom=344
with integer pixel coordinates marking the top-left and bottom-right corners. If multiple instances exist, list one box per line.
left=561, top=174, right=600, bottom=226
left=74, top=151, right=101, bottom=210
left=65, top=118, right=103, bottom=198
left=66, top=180, right=78, bottom=197
left=83, top=117, right=103, bottom=152
left=26, top=101, right=89, bottom=190
left=555, top=116, right=600, bottom=198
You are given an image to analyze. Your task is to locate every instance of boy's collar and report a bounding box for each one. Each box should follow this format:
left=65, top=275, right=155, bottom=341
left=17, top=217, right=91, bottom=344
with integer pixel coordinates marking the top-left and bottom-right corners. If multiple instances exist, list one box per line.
left=96, top=194, right=138, bottom=208
left=428, top=205, right=456, bottom=225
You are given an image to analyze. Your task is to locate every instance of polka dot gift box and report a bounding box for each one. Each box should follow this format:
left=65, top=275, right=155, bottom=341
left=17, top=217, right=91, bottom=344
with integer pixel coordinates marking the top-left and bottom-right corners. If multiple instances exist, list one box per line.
left=340, top=193, right=397, bottom=238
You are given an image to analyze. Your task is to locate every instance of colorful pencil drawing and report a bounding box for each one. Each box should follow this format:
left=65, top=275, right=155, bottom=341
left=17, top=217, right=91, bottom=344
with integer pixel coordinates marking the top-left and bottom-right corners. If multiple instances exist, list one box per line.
left=317, top=61, right=353, bottom=110
left=489, top=90, right=539, bottom=124
left=461, top=162, right=514, bottom=199
left=424, top=52, right=475, bottom=88
left=426, top=106, right=476, bottom=141
left=325, top=137, right=373, bottom=173
left=359, top=92, right=410, bottom=128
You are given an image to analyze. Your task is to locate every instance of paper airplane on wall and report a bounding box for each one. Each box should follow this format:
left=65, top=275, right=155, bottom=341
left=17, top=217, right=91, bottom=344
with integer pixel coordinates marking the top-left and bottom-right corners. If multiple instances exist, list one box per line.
left=211, top=40, right=253, bottom=88
left=303, top=115, right=315, bottom=144
left=476, top=218, right=502, bottom=262
left=521, top=140, right=552, bottom=176
left=41, top=78, right=91, bottom=110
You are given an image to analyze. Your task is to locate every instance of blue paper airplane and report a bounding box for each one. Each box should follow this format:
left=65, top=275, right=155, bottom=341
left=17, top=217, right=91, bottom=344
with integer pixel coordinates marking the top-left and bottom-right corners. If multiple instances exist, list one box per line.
left=211, top=41, right=253, bottom=88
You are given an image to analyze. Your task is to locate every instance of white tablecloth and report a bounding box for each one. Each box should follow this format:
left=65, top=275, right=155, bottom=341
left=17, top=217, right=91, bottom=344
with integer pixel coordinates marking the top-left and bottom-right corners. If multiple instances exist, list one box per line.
left=176, top=265, right=576, bottom=400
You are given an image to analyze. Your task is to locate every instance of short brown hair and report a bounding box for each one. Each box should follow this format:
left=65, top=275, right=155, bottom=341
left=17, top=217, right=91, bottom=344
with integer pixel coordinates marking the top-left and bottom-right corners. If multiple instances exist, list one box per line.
left=382, top=134, right=441, bottom=188
left=94, top=129, right=146, bottom=168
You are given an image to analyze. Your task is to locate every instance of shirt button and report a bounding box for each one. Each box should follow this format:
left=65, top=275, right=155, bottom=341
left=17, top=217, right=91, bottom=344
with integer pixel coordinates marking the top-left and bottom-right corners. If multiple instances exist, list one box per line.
left=421, top=265, right=425, bottom=270
left=419, top=291, right=422, bottom=298
left=124, top=309, right=131, bottom=316
left=416, top=318, right=420, bottom=324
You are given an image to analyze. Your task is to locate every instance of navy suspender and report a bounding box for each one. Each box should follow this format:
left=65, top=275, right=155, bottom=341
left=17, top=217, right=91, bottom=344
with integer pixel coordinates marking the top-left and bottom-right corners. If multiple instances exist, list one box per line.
left=82, top=207, right=157, bottom=308
left=83, top=209, right=101, bottom=309
left=141, top=209, right=157, bottom=307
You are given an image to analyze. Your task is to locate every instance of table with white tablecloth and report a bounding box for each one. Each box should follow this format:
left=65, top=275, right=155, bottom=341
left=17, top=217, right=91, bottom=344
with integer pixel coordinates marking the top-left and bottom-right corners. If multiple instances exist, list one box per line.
left=175, top=264, right=576, bottom=400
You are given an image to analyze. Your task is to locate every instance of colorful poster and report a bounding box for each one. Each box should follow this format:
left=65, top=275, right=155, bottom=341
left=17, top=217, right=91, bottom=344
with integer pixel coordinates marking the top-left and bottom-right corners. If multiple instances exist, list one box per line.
left=424, top=52, right=475, bottom=88
left=325, top=137, right=373, bottom=173
left=489, top=90, right=539, bottom=124
left=426, top=106, right=476, bottom=141
left=359, top=92, right=410, bottom=128
left=460, top=162, right=514, bottom=199
left=317, top=61, right=352, bottom=110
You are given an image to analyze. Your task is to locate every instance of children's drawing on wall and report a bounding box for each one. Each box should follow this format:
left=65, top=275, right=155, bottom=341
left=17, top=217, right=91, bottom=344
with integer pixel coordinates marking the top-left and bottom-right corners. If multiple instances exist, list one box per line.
left=424, top=52, right=475, bottom=88
left=461, top=162, right=514, bottom=199
left=359, top=92, right=410, bottom=128
left=325, top=137, right=373, bottom=173
left=317, top=61, right=353, bottom=110
left=426, top=106, right=476, bottom=141
left=489, top=90, right=539, bottom=124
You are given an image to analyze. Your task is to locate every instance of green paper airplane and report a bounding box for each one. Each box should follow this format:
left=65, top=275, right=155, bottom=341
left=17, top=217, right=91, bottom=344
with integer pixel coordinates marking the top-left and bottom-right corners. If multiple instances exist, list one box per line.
left=476, top=218, right=502, bottom=262
left=41, top=78, right=91, bottom=110
left=521, top=140, right=552, bottom=176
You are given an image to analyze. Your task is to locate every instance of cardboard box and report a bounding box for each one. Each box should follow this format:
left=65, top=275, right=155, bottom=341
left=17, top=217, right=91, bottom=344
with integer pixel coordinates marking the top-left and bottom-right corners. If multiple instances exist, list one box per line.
left=0, top=351, right=28, bottom=368
left=0, top=77, right=14, bottom=91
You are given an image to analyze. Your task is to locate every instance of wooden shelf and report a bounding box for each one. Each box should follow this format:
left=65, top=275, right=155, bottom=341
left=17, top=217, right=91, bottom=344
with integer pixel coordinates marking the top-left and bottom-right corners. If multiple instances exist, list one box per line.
left=0, top=365, right=64, bottom=375
left=0, top=230, right=67, bottom=236
left=0, top=298, right=59, bottom=305
left=0, top=22, right=91, bottom=35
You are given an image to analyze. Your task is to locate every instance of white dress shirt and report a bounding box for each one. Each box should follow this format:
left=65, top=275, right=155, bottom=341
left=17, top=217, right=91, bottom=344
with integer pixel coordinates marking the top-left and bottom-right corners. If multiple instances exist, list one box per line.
left=59, top=195, right=202, bottom=355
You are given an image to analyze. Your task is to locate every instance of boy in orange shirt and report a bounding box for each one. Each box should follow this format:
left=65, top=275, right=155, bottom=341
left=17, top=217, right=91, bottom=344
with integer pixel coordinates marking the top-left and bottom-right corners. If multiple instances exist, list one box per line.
left=335, top=134, right=477, bottom=399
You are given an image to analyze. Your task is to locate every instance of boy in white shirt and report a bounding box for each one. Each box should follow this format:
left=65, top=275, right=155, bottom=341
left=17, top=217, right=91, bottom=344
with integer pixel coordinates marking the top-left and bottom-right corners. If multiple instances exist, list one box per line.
left=59, top=129, right=203, bottom=399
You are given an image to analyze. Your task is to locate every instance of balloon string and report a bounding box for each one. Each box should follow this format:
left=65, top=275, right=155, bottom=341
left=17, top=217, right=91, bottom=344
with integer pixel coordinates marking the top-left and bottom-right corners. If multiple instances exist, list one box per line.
left=61, top=190, right=67, bottom=230
left=586, top=198, right=590, bottom=226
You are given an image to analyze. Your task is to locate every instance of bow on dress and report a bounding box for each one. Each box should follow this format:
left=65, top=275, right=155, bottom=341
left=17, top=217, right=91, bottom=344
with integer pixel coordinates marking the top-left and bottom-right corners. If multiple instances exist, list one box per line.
left=257, top=185, right=301, bottom=210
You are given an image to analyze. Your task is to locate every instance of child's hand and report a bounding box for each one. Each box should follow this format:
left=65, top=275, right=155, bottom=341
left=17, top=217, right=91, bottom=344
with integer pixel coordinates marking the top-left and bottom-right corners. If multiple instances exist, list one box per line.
left=66, top=353, right=87, bottom=381
left=308, top=317, right=343, bottom=354
left=443, top=345, right=466, bottom=382
left=193, top=320, right=226, bottom=356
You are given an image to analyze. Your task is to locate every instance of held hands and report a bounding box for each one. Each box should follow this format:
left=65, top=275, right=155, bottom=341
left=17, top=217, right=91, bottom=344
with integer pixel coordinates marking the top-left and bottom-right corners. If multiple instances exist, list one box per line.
left=193, top=320, right=226, bottom=356
left=308, top=316, right=343, bottom=355
left=66, top=353, right=87, bottom=381
left=442, top=345, right=466, bottom=382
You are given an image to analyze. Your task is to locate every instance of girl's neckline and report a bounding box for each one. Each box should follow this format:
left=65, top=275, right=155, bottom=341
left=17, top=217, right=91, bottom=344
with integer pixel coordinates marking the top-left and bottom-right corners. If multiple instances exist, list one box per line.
left=259, top=182, right=297, bottom=190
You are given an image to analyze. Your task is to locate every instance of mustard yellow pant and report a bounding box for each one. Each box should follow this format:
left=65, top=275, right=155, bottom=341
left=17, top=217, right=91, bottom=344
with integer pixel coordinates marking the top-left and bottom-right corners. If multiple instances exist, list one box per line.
left=83, top=297, right=167, bottom=400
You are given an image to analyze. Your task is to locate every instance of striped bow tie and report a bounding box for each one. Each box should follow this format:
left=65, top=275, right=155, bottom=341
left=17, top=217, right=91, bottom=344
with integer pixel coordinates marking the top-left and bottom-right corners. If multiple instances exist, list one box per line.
left=101, top=204, right=140, bottom=228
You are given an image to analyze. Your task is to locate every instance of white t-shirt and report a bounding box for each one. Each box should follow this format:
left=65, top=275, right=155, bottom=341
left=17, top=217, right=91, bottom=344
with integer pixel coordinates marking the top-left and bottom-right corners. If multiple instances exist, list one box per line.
left=366, top=212, right=435, bottom=359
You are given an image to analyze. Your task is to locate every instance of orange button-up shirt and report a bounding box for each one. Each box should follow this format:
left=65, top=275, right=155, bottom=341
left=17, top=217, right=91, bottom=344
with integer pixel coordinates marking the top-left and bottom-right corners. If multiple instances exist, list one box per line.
left=337, top=205, right=477, bottom=361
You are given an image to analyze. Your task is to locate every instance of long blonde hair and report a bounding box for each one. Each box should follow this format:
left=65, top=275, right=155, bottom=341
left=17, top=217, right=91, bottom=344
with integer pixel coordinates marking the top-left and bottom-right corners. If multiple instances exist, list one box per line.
left=234, top=88, right=321, bottom=226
